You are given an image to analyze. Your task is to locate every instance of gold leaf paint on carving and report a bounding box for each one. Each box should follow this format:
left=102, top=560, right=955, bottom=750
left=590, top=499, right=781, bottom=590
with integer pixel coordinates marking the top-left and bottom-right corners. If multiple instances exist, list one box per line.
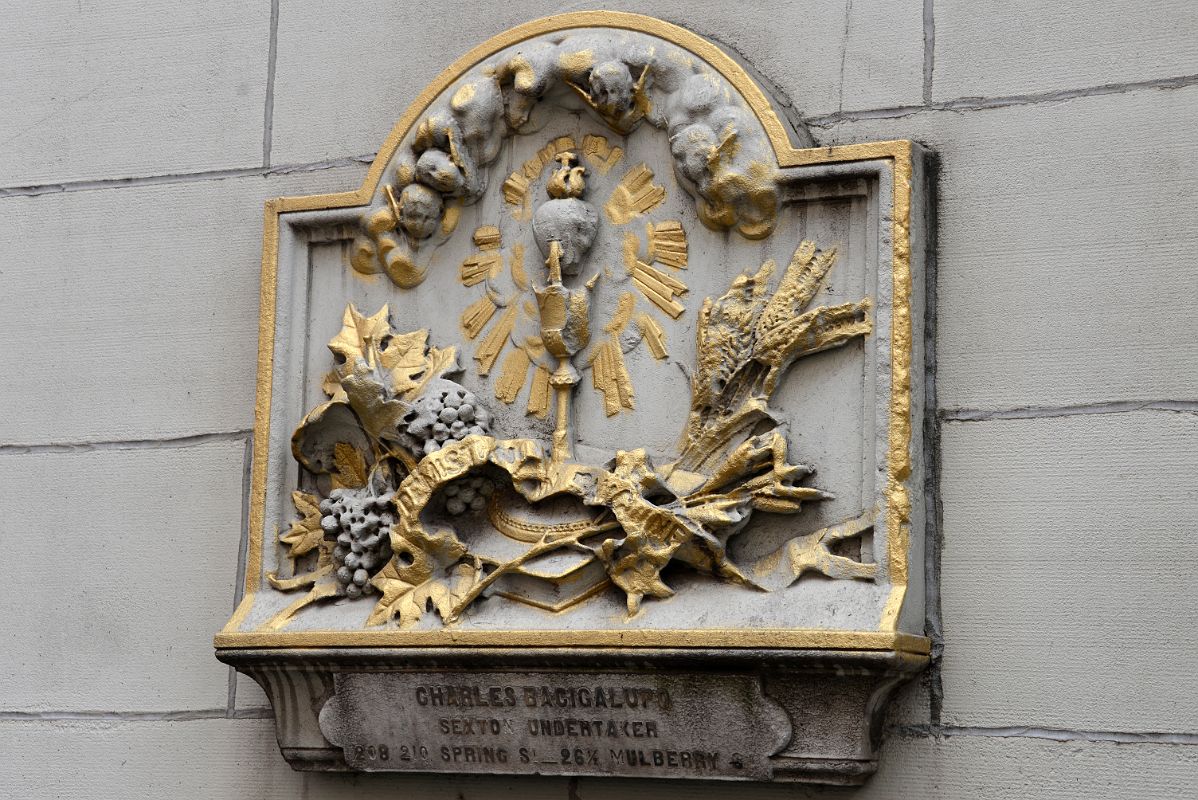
left=416, top=346, right=460, bottom=398
left=218, top=628, right=931, bottom=655
left=366, top=562, right=481, bottom=629
left=459, top=250, right=501, bottom=286
left=460, top=295, right=498, bottom=339
left=581, top=133, right=623, bottom=175
left=277, top=491, right=324, bottom=558
left=636, top=313, right=668, bottom=359
left=558, top=48, right=595, bottom=75
left=485, top=490, right=601, bottom=544
left=331, top=443, right=368, bottom=489
left=226, top=10, right=922, bottom=648
left=492, top=580, right=611, bottom=614
left=591, top=339, right=634, bottom=416
left=605, top=163, right=666, bottom=224
left=541, top=136, right=577, bottom=166
left=473, top=304, right=517, bottom=375
left=752, top=513, right=878, bottom=587
left=677, top=241, right=874, bottom=477
left=621, top=230, right=640, bottom=273
left=564, top=64, right=651, bottom=134
left=881, top=145, right=915, bottom=630
left=382, top=184, right=403, bottom=227
left=622, top=230, right=687, bottom=318
left=381, top=330, right=445, bottom=397
left=504, top=136, right=581, bottom=218
left=473, top=225, right=501, bottom=249
left=605, top=291, right=636, bottom=334
left=502, top=172, right=530, bottom=209
left=526, top=365, right=551, bottom=418
left=328, top=304, right=391, bottom=368
left=522, top=154, right=545, bottom=180
left=509, top=243, right=529, bottom=291
left=441, top=198, right=461, bottom=236
left=646, top=220, right=687, bottom=269
left=261, top=579, right=340, bottom=631
left=321, top=370, right=346, bottom=401
left=383, top=249, right=427, bottom=289
left=365, top=561, right=415, bottom=627
left=632, top=261, right=687, bottom=319
left=568, top=291, right=592, bottom=351
left=450, top=81, right=477, bottom=110
left=266, top=563, right=333, bottom=591
left=495, top=348, right=532, bottom=404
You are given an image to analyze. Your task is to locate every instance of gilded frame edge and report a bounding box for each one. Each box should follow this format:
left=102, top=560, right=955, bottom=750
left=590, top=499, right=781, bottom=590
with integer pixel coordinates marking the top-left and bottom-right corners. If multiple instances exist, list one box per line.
left=216, top=10, right=925, bottom=655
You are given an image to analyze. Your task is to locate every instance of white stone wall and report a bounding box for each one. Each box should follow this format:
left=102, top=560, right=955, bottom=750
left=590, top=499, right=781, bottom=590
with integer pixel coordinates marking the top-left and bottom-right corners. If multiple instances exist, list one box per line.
left=2, top=1, right=1196, bottom=796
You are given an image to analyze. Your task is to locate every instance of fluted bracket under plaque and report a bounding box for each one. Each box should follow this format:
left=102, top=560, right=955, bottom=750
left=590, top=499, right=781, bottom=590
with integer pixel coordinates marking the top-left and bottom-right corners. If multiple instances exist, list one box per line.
left=216, top=12, right=931, bottom=786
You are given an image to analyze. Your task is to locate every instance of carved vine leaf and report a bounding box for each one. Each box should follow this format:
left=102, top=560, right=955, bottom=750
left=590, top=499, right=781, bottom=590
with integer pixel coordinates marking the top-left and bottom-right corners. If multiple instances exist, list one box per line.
left=295, top=303, right=467, bottom=480
left=328, top=304, right=392, bottom=370
left=367, top=560, right=480, bottom=628
left=328, top=303, right=459, bottom=398
left=330, top=443, right=369, bottom=489
left=378, top=329, right=429, bottom=395
left=321, top=370, right=347, bottom=402
left=596, top=531, right=677, bottom=615
left=277, top=491, right=325, bottom=558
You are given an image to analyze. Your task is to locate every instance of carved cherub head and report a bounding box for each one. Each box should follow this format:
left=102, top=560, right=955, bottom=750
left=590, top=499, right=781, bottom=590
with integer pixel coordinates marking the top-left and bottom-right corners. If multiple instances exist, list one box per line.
left=395, top=183, right=443, bottom=240
left=415, top=149, right=465, bottom=195
left=588, top=60, right=635, bottom=118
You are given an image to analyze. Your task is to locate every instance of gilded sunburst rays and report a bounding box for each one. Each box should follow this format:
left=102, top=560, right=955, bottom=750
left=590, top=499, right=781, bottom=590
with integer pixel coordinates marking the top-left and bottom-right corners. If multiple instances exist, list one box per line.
left=463, top=136, right=690, bottom=418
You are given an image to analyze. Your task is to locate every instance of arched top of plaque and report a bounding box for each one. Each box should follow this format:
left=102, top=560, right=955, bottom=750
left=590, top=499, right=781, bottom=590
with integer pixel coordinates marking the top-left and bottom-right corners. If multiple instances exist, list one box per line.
left=218, top=12, right=928, bottom=657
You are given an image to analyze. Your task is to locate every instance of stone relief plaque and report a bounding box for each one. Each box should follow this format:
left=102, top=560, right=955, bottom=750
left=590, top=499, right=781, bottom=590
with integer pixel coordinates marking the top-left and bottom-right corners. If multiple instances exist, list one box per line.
left=216, top=11, right=931, bottom=785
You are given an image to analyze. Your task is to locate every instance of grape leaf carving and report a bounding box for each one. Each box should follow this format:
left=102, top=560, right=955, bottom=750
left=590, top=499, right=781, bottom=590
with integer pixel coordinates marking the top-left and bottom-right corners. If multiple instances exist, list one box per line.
left=367, top=561, right=480, bottom=628
left=331, top=443, right=369, bottom=489
left=278, top=491, right=325, bottom=557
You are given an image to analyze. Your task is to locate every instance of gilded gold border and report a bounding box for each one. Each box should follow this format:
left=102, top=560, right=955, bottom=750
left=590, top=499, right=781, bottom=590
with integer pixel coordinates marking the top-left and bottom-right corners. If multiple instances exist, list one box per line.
left=219, top=11, right=919, bottom=652
left=215, top=628, right=929, bottom=655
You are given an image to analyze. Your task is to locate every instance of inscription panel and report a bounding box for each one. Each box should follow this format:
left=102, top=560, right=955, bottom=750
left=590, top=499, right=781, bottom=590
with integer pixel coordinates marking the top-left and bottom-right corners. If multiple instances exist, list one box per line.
left=319, top=670, right=791, bottom=780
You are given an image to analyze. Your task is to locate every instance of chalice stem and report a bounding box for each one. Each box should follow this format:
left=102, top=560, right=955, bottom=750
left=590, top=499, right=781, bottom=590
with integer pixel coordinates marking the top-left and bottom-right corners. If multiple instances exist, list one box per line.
left=551, top=357, right=574, bottom=464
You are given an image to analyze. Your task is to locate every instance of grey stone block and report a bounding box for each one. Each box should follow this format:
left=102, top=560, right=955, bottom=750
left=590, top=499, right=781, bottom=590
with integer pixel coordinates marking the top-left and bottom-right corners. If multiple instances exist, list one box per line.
left=0, top=440, right=246, bottom=712
left=933, top=0, right=1198, bottom=101
left=939, top=411, right=1198, bottom=731
left=0, top=0, right=270, bottom=186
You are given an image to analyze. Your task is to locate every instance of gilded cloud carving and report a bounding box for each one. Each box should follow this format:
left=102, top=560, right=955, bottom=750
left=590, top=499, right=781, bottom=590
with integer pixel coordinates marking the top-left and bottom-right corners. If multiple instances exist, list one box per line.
left=349, top=28, right=783, bottom=292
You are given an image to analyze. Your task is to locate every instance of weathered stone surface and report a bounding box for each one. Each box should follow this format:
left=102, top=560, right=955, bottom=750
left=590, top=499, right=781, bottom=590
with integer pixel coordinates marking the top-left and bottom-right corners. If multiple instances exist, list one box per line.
left=933, top=0, right=1198, bottom=100
left=939, top=411, right=1198, bottom=731
left=0, top=165, right=366, bottom=446
left=812, top=85, right=1198, bottom=410
left=0, top=440, right=246, bottom=712
left=0, top=0, right=270, bottom=186
left=320, top=670, right=786, bottom=780
left=222, top=648, right=922, bottom=785
left=269, top=1, right=924, bottom=165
